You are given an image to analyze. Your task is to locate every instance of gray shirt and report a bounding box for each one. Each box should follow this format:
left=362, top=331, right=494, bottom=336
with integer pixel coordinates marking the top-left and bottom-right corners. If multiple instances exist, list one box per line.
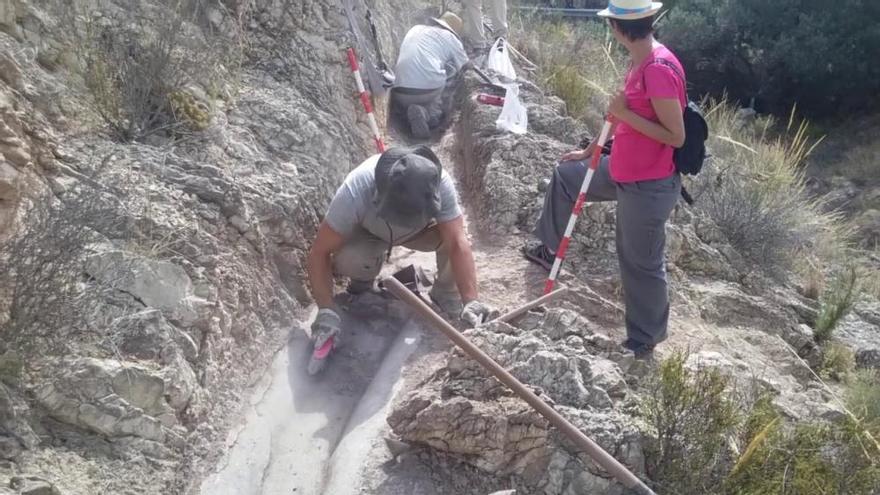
left=324, top=154, right=462, bottom=244
left=394, top=25, right=469, bottom=90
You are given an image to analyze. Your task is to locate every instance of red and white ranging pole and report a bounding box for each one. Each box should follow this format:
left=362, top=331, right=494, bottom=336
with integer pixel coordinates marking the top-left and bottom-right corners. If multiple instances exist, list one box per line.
left=346, top=47, right=386, bottom=153
left=544, top=119, right=613, bottom=294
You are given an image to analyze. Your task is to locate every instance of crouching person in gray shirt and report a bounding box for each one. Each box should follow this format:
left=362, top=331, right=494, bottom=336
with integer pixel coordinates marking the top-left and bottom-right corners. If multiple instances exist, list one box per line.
left=305, top=146, right=492, bottom=372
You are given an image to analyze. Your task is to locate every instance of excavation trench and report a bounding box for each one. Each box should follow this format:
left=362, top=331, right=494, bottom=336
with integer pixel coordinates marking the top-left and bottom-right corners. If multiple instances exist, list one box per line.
left=199, top=119, right=487, bottom=493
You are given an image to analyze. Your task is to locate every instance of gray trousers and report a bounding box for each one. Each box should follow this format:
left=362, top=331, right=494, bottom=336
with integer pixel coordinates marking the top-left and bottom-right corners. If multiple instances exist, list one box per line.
left=388, top=87, right=445, bottom=129
left=332, top=225, right=455, bottom=295
left=534, top=157, right=681, bottom=346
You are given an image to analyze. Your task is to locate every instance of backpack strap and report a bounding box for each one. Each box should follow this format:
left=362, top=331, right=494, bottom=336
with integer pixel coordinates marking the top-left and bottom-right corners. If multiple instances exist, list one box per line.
left=642, top=58, right=688, bottom=100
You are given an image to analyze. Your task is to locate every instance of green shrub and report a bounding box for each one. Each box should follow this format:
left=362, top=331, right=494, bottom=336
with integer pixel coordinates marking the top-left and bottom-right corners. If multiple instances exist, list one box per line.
left=726, top=369, right=880, bottom=494
left=814, top=265, right=860, bottom=343
left=693, top=101, right=845, bottom=280
left=641, top=351, right=739, bottom=493
left=726, top=419, right=880, bottom=494
left=63, top=1, right=243, bottom=141
left=511, top=17, right=620, bottom=127
left=819, top=342, right=856, bottom=382
left=545, top=66, right=590, bottom=118
left=847, top=369, right=880, bottom=426
left=661, top=0, right=880, bottom=117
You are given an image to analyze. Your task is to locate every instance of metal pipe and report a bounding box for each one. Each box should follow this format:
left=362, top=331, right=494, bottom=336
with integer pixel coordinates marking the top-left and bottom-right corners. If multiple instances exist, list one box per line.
left=382, top=276, right=657, bottom=495
left=494, top=287, right=568, bottom=324
left=510, top=6, right=602, bottom=18
left=469, top=65, right=507, bottom=92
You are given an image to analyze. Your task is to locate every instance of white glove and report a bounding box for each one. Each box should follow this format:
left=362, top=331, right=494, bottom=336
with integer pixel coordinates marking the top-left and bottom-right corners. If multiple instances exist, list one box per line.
left=311, top=308, right=341, bottom=349
left=460, top=300, right=493, bottom=327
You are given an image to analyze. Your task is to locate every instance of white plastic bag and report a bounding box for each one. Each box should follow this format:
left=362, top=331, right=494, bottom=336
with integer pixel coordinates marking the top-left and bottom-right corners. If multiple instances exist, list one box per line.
left=496, top=83, right=528, bottom=135
left=485, top=38, right=517, bottom=82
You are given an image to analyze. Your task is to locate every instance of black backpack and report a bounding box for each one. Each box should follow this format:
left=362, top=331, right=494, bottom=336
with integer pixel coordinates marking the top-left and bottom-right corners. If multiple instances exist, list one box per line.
left=652, top=59, right=709, bottom=178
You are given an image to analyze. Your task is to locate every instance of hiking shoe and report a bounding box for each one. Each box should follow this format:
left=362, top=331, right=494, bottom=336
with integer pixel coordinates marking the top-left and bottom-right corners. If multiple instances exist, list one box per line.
left=407, top=105, right=431, bottom=139
left=429, top=287, right=462, bottom=316
left=621, top=338, right=656, bottom=360
left=522, top=242, right=555, bottom=272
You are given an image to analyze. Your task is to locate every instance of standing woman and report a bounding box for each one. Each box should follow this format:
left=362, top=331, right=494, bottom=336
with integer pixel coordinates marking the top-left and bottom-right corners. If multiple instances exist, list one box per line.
left=524, top=0, right=686, bottom=358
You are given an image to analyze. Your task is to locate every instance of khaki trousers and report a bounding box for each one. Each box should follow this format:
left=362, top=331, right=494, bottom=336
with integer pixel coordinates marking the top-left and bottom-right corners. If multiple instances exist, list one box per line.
left=462, top=0, right=508, bottom=43
left=332, top=226, right=455, bottom=294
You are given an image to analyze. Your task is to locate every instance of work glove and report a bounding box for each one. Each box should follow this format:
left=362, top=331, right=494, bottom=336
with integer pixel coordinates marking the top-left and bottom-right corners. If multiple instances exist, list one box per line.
left=311, top=308, right=342, bottom=349
left=460, top=300, right=494, bottom=327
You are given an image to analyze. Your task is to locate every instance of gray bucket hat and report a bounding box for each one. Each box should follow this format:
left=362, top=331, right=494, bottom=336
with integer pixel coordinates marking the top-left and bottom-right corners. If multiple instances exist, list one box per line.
left=374, top=145, right=442, bottom=229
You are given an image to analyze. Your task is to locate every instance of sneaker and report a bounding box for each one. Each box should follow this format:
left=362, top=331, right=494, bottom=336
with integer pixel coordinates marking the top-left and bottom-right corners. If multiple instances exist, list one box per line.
left=522, top=242, right=555, bottom=272
left=407, top=105, right=431, bottom=139
left=621, top=338, right=656, bottom=360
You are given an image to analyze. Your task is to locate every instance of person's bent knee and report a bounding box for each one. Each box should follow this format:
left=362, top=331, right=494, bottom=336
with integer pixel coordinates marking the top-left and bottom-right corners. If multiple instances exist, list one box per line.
left=332, top=240, right=385, bottom=281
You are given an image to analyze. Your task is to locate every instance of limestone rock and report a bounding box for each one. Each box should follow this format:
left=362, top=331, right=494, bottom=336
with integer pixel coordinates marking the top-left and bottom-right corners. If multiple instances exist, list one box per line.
left=696, top=281, right=797, bottom=333
left=36, top=358, right=175, bottom=441
left=389, top=309, right=641, bottom=494
left=85, top=251, right=203, bottom=325
left=0, top=53, right=23, bottom=91
left=834, top=310, right=880, bottom=370
left=0, top=383, right=38, bottom=456
left=8, top=476, right=61, bottom=495
left=0, top=161, right=19, bottom=201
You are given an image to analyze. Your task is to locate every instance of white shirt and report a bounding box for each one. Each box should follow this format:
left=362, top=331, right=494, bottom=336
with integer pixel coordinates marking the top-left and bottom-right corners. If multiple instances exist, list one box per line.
left=394, top=25, right=469, bottom=90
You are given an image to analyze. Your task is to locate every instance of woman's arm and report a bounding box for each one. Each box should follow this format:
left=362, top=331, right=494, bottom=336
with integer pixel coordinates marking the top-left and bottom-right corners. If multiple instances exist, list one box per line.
left=608, top=90, right=685, bottom=148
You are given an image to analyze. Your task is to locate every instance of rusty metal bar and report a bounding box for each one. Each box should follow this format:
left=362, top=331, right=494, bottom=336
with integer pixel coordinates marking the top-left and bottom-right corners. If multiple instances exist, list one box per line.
left=382, top=276, right=656, bottom=495
left=494, top=287, right=568, bottom=324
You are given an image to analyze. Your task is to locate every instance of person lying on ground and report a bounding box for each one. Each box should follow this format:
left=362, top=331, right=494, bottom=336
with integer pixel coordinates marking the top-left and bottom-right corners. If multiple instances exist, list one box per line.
left=523, top=0, right=686, bottom=360
left=389, top=12, right=472, bottom=139
left=307, top=145, right=492, bottom=352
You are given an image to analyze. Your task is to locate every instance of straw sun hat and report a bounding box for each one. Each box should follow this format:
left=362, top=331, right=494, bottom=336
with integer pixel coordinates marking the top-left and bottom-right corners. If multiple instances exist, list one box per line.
left=430, top=12, right=463, bottom=36
left=597, top=0, right=663, bottom=20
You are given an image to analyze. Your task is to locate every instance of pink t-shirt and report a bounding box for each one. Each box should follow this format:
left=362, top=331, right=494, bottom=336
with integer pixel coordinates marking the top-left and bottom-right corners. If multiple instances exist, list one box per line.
left=609, top=44, right=687, bottom=183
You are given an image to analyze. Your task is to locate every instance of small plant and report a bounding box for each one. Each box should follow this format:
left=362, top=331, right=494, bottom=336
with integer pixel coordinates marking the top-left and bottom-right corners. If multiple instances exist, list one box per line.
left=511, top=17, right=621, bottom=127
left=847, top=369, right=880, bottom=426
left=693, top=101, right=845, bottom=281
left=545, top=66, right=590, bottom=118
left=0, top=166, right=138, bottom=364
left=814, top=265, right=860, bottom=343
left=819, top=342, right=856, bottom=382
left=62, top=1, right=243, bottom=141
left=641, top=350, right=739, bottom=493
left=726, top=418, right=880, bottom=494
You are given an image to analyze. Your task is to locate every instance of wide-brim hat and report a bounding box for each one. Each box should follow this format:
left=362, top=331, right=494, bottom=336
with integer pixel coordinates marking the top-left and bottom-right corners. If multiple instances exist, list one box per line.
left=429, top=12, right=463, bottom=37
left=597, top=0, right=663, bottom=20
left=374, top=145, right=443, bottom=228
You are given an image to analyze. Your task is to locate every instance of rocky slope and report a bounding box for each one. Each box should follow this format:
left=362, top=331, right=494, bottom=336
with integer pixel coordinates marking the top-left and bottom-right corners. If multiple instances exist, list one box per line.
left=381, top=76, right=880, bottom=493
left=0, top=0, right=437, bottom=493
left=0, top=0, right=878, bottom=494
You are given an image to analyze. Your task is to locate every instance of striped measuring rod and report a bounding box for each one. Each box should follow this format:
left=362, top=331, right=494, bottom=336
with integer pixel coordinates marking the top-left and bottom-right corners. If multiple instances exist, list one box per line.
left=544, top=119, right=613, bottom=294
left=346, top=47, right=386, bottom=153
